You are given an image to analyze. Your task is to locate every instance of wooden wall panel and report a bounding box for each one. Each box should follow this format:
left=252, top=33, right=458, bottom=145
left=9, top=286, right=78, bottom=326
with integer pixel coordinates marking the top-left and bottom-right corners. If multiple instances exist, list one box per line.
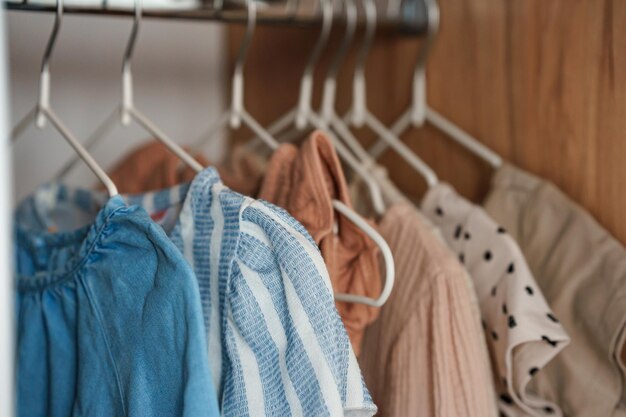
left=227, top=0, right=626, bottom=244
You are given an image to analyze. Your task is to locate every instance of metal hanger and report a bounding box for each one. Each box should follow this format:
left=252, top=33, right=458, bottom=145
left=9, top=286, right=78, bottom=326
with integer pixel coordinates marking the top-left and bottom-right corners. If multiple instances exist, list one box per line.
left=239, top=0, right=333, bottom=141
left=341, top=0, right=438, bottom=188
left=317, top=0, right=382, bottom=177
left=369, top=0, right=502, bottom=168
left=10, top=0, right=118, bottom=197
left=333, top=199, right=394, bottom=307
left=190, top=0, right=280, bottom=154
left=54, top=0, right=204, bottom=180
left=314, top=0, right=412, bottom=206
left=221, top=0, right=387, bottom=216
left=280, top=0, right=388, bottom=216
left=220, top=0, right=394, bottom=307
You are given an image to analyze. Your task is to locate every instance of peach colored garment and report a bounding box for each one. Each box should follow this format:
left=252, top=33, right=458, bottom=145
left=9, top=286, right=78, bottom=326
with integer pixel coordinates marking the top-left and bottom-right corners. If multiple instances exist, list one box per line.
left=359, top=203, right=498, bottom=417
left=258, top=131, right=381, bottom=355
left=105, top=140, right=264, bottom=196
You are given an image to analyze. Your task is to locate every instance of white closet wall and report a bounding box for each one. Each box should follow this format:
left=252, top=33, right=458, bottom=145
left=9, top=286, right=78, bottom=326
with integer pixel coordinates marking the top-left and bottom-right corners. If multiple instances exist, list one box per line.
left=0, top=8, right=14, bottom=416
left=7, top=11, right=227, bottom=202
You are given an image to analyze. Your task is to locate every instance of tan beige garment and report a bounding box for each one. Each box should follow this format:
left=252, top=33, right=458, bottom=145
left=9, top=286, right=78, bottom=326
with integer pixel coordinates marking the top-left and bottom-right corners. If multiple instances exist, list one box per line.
left=359, top=203, right=498, bottom=417
left=258, top=130, right=381, bottom=355
left=105, top=140, right=265, bottom=196
left=483, top=164, right=626, bottom=417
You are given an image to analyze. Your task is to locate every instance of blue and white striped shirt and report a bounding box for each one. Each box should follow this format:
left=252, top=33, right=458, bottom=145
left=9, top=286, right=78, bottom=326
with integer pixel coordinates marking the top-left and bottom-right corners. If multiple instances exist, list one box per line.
left=16, top=167, right=376, bottom=416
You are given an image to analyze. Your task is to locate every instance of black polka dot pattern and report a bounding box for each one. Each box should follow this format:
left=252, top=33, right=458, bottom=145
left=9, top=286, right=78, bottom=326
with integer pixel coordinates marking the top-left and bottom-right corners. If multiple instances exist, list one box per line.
left=424, top=197, right=569, bottom=417
left=508, top=316, right=517, bottom=328
left=547, top=313, right=559, bottom=323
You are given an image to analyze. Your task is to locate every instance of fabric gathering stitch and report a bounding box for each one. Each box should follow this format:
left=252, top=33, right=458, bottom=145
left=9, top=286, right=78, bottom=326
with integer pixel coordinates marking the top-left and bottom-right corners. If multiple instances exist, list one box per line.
left=16, top=167, right=377, bottom=417
left=422, top=183, right=570, bottom=417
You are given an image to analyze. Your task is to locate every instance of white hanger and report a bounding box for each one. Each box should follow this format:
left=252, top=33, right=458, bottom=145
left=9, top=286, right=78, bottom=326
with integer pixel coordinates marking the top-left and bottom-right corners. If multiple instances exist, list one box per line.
left=10, top=0, right=118, bottom=197
left=190, top=0, right=280, bottom=153
left=277, top=0, right=388, bottom=217
left=232, top=0, right=333, bottom=144
left=341, top=0, right=438, bottom=188
left=333, top=200, right=394, bottom=307
left=369, top=0, right=502, bottom=168
left=228, top=0, right=387, bottom=216
left=315, top=0, right=410, bottom=207
left=54, top=0, right=204, bottom=180
left=317, top=0, right=385, bottom=176
left=216, top=0, right=394, bottom=307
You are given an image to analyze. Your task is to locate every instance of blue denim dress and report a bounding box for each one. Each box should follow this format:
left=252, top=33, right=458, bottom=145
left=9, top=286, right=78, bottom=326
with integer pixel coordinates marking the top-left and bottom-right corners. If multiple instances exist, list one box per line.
left=15, top=194, right=219, bottom=417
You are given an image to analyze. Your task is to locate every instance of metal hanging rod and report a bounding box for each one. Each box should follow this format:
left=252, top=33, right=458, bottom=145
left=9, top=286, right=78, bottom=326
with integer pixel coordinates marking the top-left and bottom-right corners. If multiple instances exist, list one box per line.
left=4, top=0, right=428, bottom=33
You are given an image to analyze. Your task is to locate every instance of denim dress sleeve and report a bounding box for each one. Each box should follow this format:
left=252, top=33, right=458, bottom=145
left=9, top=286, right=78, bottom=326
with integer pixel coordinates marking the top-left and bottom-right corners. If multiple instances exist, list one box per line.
left=75, top=205, right=219, bottom=417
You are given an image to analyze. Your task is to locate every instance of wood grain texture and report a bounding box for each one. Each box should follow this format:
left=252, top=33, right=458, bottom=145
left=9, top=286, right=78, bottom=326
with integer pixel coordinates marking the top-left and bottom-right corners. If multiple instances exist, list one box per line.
left=227, top=0, right=626, bottom=244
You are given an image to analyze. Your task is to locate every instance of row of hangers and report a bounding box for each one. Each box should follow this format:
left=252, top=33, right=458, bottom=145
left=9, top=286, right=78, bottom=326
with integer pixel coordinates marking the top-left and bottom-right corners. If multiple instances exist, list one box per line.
left=10, top=0, right=503, bottom=309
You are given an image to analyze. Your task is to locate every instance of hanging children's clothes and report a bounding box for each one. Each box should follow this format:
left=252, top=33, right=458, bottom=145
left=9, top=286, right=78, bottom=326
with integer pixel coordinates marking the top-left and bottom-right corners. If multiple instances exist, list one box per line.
left=358, top=203, right=499, bottom=417
left=257, top=131, right=382, bottom=355
left=166, top=167, right=375, bottom=416
left=483, top=164, right=626, bottom=417
left=104, top=140, right=265, bottom=197
left=18, top=166, right=377, bottom=416
left=422, top=183, right=571, bottom=417
left=14, top=191, right=219, bottom=417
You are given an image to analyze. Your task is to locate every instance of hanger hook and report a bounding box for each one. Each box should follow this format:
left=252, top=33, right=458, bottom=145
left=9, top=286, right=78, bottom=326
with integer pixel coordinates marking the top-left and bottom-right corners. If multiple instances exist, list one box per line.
left=284, top=0, right=300, bottom=20
left=320, top=0, right=357, bottom=122
left=351, top=0, right=376, bottom=127
left=213, top=0, right=223, bottom=14
left=295, top=0, right=333, bottom=129
left=230, top=0, right=256, bottom=129
left=121, top=0, right=141, bottom=125
left=410, top=0, right=439, bottom=126
left=36, top=0, right=63, bottom=128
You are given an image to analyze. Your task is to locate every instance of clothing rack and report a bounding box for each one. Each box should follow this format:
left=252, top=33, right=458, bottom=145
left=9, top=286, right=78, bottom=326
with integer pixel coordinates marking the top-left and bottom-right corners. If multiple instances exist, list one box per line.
left=0, top=0, right=429, bottom=412
left=4, top=0, right=429, bottom=33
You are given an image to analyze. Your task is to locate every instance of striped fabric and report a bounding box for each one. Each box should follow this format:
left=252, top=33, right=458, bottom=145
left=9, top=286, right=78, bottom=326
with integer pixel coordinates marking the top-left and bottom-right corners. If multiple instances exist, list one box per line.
left=15, top=168, right=376, bottom=417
